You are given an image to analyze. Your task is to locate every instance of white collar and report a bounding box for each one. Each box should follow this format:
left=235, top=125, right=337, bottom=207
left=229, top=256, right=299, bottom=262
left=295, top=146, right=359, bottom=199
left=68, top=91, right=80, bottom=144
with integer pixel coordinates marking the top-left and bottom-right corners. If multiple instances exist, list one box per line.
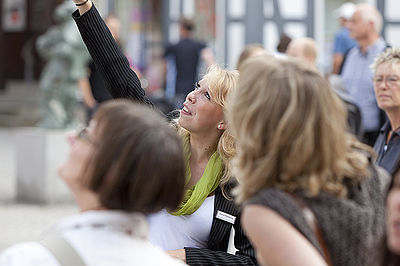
left=51, top=210, right=148, bottom=239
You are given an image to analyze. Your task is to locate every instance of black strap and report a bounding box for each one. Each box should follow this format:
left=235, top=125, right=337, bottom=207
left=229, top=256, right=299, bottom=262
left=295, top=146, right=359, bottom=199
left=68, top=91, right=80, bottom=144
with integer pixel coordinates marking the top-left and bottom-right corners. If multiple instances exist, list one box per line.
left=287, top=192, right=333, bottom=266
left=76, top=0, right=89, bottom=6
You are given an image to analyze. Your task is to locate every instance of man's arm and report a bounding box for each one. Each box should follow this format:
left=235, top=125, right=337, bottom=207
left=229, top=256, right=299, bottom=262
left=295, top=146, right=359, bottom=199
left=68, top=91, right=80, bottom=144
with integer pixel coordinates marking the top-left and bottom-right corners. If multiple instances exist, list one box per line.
left=332, top=53, right=344, bottom=74
left=78, top=75, right=97, bottom=108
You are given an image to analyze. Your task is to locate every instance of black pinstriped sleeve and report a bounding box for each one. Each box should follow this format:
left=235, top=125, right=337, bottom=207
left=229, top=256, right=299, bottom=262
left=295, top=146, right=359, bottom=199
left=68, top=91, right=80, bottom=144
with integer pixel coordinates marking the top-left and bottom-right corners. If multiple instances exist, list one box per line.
left=185, top=226, right=257, bottom=266
left=185, top=249, right=256, bottom=266
left=72, top=5, right=153, bottom=106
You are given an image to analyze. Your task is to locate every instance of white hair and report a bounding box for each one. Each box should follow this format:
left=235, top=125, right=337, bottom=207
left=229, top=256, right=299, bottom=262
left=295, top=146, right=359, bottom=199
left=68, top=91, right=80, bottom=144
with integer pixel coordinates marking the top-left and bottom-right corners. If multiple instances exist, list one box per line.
left=358, top=4, right=383, bottom=34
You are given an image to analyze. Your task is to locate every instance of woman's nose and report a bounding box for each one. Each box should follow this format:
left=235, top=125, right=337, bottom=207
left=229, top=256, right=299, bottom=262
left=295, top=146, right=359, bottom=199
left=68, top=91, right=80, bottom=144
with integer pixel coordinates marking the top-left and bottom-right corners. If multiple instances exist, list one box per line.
left=376, top=81, right=388, bottom=91
left=186, top=90, right=196, bottom=103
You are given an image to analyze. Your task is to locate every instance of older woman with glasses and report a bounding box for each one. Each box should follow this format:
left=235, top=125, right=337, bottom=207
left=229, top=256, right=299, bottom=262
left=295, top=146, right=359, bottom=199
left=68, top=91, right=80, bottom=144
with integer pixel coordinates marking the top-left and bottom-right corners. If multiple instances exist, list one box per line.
left=373, top=48, right=400, bottom=176
left=0, top=101, right=186, bottom=266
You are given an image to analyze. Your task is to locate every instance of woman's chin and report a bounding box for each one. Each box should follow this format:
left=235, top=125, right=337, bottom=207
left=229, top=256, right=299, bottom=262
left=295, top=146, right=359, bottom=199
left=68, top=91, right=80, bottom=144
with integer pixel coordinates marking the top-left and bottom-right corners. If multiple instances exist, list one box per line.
left=177, top=117, right=189, bottom=130
left=57, top=162, right=79, bottom=189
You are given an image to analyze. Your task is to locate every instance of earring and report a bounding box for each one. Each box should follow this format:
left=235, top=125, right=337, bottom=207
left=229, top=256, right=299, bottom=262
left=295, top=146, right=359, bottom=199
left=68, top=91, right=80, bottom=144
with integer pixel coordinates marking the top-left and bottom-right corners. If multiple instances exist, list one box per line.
left=217, top=124, right=222, bottom=130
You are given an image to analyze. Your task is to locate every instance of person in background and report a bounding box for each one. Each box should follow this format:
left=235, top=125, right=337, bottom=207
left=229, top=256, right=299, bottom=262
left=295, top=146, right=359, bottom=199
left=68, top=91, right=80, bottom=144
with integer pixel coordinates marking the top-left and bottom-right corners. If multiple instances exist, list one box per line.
left=275, top=33, right=292, bottom=58
left=372, top=48, right=400, bottom=176
left=164, top=16, right=215, bottom=108
left=385, top=170, right=400, bottom=265
left=78, top=15, right=121, bottom=122
left=236, top=43, right=269, bottom=69
left=0, top=100, right=186, bottom=266
left=340, top=3, right=388, bottom=146
left=287, top=37, right=362, bottom=137
left=71, top=1, right=256, bottom=265
left=286, top=37, right=318, bottom=69
left=331, top=2, right=357, bottom=74
left=328, top=74, right=363, bottom=138
left=229, top=55, right=390, bottom=266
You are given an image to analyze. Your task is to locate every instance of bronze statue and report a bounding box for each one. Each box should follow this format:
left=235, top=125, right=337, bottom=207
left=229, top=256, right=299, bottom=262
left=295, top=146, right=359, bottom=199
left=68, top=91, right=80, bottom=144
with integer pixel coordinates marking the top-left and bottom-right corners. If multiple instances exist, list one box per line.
left=36, top=0, right=89, bottom=128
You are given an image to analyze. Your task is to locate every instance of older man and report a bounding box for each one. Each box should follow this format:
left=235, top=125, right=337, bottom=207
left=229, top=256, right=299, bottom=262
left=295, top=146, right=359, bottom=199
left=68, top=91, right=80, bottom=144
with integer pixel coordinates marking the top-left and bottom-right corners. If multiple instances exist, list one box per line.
left=340, top=4, right=388, bottom=146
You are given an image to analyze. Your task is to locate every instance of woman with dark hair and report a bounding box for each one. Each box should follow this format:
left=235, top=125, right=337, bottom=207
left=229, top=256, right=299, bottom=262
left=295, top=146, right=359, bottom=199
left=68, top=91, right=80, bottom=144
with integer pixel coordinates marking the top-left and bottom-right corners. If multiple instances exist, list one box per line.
left=0, top=101, right=186, bottom=265
left=70, top=1, right=256, bottom=265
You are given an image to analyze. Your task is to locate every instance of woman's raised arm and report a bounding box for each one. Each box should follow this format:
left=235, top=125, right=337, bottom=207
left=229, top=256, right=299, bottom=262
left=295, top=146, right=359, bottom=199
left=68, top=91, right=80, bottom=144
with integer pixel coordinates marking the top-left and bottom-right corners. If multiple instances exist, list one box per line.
left=72, top=1, right=153, bottom=106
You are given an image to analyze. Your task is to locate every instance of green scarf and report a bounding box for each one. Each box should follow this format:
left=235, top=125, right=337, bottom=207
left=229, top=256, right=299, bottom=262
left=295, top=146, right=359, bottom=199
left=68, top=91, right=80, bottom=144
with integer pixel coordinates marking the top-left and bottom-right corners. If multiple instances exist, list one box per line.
left=170, top=135, right=222, bottom=216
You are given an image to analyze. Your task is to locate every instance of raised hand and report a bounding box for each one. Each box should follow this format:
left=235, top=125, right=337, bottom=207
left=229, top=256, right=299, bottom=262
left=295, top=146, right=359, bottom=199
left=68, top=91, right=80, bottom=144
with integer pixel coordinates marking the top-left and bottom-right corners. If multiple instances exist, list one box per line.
left=72, top=0, right=92, bottom=15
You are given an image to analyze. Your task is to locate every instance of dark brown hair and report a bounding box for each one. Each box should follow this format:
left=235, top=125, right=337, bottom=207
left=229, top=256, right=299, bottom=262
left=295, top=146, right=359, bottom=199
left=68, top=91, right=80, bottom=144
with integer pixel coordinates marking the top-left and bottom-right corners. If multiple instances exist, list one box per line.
left=84, top=100, right=185, bottom=214
left=277, top=33, right=292, bottom=53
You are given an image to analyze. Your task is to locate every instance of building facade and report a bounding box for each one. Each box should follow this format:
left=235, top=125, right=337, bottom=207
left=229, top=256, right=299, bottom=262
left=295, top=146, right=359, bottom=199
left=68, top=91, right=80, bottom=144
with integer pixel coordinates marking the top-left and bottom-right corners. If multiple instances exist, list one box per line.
left=2, top=0, right=400, bottom=90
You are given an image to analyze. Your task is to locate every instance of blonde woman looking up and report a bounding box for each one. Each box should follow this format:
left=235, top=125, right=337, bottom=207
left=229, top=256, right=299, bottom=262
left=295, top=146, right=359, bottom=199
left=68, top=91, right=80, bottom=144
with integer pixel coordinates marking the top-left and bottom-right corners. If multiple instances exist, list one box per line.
left=229, top=56, right=390, bottom=266
left=70, top=1, right=256, bottom=265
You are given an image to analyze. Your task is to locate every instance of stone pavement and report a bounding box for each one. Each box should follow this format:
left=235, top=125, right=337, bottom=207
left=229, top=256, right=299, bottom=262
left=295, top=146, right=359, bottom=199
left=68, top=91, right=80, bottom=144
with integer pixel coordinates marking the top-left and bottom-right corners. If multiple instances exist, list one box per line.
left=0, top=128, right=77, bottom=251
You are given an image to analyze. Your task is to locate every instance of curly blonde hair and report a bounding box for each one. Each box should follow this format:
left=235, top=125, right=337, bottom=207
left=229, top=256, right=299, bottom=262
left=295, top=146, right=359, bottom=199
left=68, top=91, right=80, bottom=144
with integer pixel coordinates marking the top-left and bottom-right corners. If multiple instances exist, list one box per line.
left=175, top=65, right=239, bottom=192
left=371, top=47, right=400, bottom=74
left=229, top=56, right=373, bottom=203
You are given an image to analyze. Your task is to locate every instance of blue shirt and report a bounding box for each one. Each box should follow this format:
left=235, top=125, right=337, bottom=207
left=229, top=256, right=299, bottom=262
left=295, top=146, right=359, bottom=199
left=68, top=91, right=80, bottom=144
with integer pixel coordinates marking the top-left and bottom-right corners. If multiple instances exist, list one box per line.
left=333, top=27, right=357, bottom=55
left=340, top=38, right=387, bottom=132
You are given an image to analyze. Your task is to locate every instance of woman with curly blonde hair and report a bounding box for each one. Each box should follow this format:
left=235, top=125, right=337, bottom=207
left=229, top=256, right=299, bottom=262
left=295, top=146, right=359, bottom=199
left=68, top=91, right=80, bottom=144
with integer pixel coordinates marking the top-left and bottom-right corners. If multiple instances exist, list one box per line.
left=229, top=56, right=390, bottom=266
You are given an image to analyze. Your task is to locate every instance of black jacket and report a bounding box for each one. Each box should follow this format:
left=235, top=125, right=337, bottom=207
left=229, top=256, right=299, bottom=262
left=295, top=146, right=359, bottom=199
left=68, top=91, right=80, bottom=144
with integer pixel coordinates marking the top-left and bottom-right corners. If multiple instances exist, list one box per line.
left=374, top=120, right=400, bottom=176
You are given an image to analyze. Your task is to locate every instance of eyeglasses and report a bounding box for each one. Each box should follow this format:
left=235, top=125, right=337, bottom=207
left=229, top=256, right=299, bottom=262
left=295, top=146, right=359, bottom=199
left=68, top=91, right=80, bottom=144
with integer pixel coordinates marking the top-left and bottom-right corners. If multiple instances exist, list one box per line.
left=77, top=127, right=93, bottom=144
left=373, top=75, right=400, bottom=87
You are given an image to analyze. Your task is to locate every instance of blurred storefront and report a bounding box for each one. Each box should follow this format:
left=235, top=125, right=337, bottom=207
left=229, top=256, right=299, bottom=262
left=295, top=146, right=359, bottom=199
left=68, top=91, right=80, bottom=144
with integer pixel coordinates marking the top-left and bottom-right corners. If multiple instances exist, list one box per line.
left=1, top=0, right=64, bottom=90
left=1, top=0, right=400, bottom=91
left=162, top=0, right=400, bottom=72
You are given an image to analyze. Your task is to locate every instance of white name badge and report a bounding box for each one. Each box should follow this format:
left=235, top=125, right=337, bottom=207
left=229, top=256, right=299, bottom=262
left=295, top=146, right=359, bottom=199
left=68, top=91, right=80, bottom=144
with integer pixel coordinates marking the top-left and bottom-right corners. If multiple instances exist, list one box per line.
left=216, top=210, right=236, bottom=224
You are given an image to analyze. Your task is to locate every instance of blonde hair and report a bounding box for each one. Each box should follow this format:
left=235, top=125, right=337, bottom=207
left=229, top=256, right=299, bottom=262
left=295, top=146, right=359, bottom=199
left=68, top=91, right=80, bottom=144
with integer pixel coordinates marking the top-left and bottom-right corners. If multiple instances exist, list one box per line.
left=287, top=37, right=318, bottom=65
left=228, top=56, right=373, bottom=203
left=176, top=65, right=239, bottom=192
left=371, top=47, right=400, bottom=74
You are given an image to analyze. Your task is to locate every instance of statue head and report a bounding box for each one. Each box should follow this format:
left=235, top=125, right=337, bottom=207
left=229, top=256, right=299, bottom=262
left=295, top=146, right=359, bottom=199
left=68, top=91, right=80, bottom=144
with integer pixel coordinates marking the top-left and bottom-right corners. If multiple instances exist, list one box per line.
left=54, top=0, right=76, bottom=23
